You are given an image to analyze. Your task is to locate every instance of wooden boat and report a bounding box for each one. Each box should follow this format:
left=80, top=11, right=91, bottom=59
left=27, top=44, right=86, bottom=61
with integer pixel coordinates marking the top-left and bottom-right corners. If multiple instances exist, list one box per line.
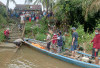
left=24, top=39, right=100, bottom=68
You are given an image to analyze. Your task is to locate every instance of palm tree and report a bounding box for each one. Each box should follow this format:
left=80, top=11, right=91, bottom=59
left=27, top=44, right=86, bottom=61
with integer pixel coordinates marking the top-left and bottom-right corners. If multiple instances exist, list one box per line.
left=24, top=0, right=33, bottom=4
left=83, top=0, right=100, bottom=21
left=34, top=0, right=55, bottom=12
left=6, top=0, right=16, bottom=16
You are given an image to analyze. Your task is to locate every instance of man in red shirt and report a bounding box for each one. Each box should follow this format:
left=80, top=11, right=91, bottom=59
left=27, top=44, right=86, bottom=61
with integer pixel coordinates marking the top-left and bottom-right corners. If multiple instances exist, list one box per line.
left=4, top=28, right=10, bottom=41
left=90, top=28, right=100, bottom=65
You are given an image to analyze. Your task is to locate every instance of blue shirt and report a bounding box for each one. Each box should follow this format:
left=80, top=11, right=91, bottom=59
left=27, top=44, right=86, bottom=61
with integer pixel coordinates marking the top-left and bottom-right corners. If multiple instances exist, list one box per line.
left=72, top=32, right=78, bottom=45
left=57, top=35, right=63, bottom=46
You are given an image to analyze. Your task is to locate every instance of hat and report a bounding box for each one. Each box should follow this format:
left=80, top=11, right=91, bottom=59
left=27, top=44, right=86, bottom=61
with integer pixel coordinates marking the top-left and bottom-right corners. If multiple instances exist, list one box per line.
left=59, top=31, right=62, bottom=35
left=71, top=27, right=76, bottom=30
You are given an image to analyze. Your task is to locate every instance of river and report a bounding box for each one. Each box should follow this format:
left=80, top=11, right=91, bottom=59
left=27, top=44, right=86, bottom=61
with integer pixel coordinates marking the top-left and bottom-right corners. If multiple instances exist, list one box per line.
left=8, top=45, right=81, bottom=68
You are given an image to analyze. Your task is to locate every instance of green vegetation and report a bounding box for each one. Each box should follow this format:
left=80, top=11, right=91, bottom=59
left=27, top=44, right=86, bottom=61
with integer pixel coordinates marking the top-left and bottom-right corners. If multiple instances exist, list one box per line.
left=35, top=33, right=46, bottom=41
left=0, top=6, right=7, bottom=42
left=25, top=17, right=48, bottom=41
left=0, top=29, right=5, bottom=42
left=65, top=25, right=96, bottom=52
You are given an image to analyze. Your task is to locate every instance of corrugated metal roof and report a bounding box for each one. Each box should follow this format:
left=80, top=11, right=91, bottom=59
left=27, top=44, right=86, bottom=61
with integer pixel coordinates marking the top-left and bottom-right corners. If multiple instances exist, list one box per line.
left=15, top=4, right=42, bottom=11
left=0, top=1, right=5, bottom=6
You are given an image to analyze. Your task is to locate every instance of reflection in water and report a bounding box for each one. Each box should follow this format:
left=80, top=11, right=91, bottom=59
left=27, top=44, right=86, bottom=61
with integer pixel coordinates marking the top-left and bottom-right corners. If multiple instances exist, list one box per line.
left=8, top=45, right=81, bottom=68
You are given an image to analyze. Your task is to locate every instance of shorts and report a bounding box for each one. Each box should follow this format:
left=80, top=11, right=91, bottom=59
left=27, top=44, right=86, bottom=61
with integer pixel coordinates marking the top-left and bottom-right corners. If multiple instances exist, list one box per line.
left=71, top=45, right=78, bottom=51
left=51, top=43, right=57, bottom=49
left=92, top=48, right=100, bottom=57
left=47, top=42, right=51, bottom=50
left=71, top=42, right=78, bottom=51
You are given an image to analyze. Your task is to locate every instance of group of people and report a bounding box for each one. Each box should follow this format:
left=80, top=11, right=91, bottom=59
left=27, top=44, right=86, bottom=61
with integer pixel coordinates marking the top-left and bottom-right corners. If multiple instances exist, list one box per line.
left=45, top=27, right=78, bottom=55
left=9, top=10, right=53, bottom=23
left=46, top=27, right=100, bottom=65
left=46, top=31, right=63, bottom=53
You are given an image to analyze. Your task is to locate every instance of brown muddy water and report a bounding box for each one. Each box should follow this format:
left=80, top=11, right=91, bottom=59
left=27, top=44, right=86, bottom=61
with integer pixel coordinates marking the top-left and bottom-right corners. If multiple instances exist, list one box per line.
left=8, top=45, right=82, bottom=68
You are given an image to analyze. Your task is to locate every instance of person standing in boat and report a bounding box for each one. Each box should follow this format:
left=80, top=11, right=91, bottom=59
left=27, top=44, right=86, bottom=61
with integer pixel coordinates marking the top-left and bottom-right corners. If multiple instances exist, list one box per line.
left=46, top=33, right=51, bottom=51
left=62, top=32, right=69, bottom=52
left=57, top=32, right=63, bottom=53
left=71, top=27, right=78, bottom=58
left=51, top=32, right=58, bottom=53
left=90, top=28, right=100, bottom=65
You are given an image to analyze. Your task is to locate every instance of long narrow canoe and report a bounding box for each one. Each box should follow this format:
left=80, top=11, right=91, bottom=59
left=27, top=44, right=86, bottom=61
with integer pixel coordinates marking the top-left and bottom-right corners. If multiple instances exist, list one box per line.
left=24, top=39, right=100, bottom=68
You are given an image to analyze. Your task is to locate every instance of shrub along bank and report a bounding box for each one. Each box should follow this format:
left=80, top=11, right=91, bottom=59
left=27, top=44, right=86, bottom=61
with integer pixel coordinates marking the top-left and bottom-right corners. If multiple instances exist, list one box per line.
left=25, top=17, right=100, bottom=53
left=25, top=17, right=48, bottom=41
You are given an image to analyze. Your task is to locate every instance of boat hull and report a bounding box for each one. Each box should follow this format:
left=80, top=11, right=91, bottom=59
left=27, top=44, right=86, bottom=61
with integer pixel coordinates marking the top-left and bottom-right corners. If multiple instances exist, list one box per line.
left=24, top=39, right=100, bottom=68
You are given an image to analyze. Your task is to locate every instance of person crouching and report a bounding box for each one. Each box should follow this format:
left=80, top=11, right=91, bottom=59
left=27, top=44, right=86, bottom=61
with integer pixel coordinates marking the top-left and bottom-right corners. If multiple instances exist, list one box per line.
left=13, top=39, right=24, bottom=48
left=4, top=28, right=10, bottom=41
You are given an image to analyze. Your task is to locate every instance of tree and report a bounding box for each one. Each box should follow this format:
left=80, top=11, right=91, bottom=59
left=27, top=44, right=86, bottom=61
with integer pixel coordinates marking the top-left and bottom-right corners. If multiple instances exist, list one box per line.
left=34, top=0, right=55, bottom=12
left=25, top=0, right=33, bottom=4
left=82, top=0, right=100, bottom=21
left=6, top=0, right=16, bottom=16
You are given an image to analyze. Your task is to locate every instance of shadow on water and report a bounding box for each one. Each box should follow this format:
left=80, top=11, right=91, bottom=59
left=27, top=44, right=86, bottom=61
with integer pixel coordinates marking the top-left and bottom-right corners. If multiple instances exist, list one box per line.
left=8, top=44, right=82, bottom=68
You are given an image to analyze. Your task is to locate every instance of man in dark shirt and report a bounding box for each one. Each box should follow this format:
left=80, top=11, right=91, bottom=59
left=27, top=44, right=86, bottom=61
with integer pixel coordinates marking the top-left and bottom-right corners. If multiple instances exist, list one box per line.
left=71, top=27, right=78, bottom=58
left=57, top=32, right=63, bottom=53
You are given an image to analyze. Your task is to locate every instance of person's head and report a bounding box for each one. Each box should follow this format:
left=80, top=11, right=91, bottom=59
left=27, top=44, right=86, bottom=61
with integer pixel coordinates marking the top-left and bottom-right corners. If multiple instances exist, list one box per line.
left=95, top=28, right=99, bottom=35
left=7, top=28, right=10, bottom=30
left=46, top=33, right=49, bottom=35
left=98, top=28, right=100, bottom=34
left=58, top=32, right=62, bottom=36
left=71, top=27, right=76, bottom=32
left=64, top=32, right=67, bottom=36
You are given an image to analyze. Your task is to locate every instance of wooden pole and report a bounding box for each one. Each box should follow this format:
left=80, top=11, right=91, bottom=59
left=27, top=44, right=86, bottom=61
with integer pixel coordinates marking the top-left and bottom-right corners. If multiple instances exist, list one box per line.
left=22, top=23, right=26, bottom=39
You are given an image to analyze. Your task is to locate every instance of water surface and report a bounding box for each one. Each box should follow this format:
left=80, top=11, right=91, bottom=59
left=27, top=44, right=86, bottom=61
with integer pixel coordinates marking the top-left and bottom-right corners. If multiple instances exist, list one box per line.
left=8, top=45, right=81, bottom=68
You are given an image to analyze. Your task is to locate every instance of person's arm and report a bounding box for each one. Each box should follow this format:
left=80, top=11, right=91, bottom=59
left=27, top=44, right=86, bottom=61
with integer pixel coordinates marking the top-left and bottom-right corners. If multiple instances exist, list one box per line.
left=72, top=37, right=75, bottom=46
left=57, top=37, right=60, bottom=40
left=89, top=37, right=95, bottom=44
left=72, top=33, right=75, bottom=45
left=91, top=39, right=94, bottom=43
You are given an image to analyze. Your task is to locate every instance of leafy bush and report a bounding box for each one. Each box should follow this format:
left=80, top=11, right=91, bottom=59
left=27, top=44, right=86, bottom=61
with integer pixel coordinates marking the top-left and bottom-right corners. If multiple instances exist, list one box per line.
left=0, top=6, right=6, bottom=17
left=8, top=18, right=16, bottom=23
left=65, top=25, right=95, bottom=52
left=35, top=33, right=46, bottom=41
left=0, top=30, right=5, bottom=42
left=25, top=22, right=34, bottom=34
left=0, top=14, right=7, bottom=24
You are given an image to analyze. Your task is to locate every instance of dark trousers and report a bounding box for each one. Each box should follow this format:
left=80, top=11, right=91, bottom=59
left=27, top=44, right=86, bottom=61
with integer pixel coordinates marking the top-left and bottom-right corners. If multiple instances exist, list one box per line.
left=47, top=42, right=51, bottom=50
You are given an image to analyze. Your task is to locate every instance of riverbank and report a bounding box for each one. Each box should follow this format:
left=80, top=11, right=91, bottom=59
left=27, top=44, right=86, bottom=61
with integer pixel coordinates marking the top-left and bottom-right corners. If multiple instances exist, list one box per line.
left=25, top=19, right=100, bottom=54
left=0, top=43, right=18, bottom=68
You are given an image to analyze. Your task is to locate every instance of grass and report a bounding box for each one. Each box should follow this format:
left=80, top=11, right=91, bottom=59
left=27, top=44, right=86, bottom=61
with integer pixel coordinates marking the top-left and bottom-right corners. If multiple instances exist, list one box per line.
left=25, top=17, right=100, bottom=54
left=25, top=17, right=48, bottom=41
left=0, top=29, right=5, bottom=42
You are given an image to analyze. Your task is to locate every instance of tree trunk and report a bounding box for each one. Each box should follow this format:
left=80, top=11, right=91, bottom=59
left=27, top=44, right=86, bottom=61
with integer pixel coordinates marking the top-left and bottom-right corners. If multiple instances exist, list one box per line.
left=47, top=0, right=49, bottom=13
left=6, top=0, right=9, bottom=18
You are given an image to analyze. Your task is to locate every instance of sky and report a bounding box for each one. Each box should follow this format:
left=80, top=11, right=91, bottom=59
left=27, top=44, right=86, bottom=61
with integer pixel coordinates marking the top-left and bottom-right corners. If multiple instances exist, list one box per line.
left=0, top=0, right=35, bottom=9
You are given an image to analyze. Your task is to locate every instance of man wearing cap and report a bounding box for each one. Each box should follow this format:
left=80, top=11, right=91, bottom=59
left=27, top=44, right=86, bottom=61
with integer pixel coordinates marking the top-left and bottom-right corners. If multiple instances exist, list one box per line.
left=90, top=28, right=100, bottom=65
left=71, top=27, right=78, bottom=58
